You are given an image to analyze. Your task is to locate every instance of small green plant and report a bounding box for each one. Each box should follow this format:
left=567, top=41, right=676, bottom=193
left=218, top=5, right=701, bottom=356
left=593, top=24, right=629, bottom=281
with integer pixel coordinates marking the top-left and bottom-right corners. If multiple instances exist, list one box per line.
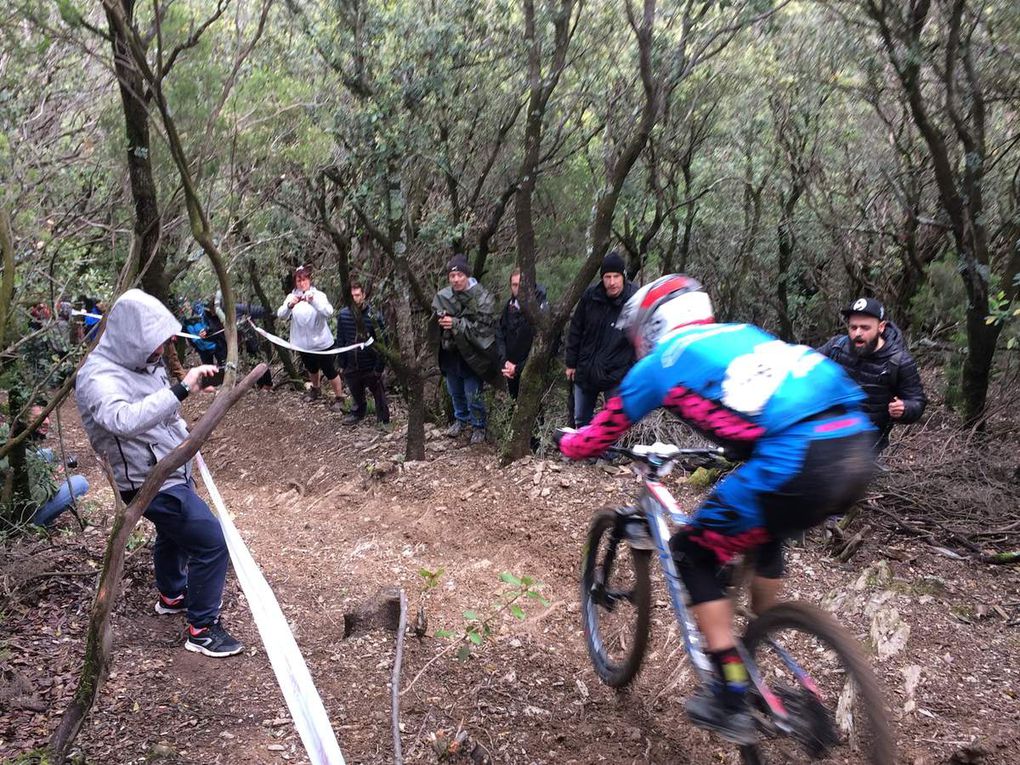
left=434, top=571, right=549, bottom=661
left=418, top=566, right=444, bottom=590
left=126, top=527, right=148, bottom=552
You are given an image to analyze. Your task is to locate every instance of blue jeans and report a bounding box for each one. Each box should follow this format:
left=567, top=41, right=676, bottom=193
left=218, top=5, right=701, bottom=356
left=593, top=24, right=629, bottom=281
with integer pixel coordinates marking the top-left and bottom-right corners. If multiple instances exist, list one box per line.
left=32, top=475, right=89, bottom=526
left=573, top=384, right=620, bottom=427
left=142, top=483, right=228, bottom=627
left=446, top=372, right=486, bottom=429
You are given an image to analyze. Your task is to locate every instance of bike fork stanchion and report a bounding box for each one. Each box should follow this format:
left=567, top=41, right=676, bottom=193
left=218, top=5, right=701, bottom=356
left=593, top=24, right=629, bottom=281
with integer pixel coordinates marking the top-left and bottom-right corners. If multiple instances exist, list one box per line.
left=646, top=510, right=715, bottom=682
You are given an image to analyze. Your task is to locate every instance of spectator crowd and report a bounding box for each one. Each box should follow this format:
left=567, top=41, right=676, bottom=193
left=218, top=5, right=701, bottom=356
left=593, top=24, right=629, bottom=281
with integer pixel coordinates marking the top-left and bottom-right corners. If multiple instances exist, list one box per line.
left=7, top=254, right=927, bottom=545
left=1, top=250, right=930, bottom=674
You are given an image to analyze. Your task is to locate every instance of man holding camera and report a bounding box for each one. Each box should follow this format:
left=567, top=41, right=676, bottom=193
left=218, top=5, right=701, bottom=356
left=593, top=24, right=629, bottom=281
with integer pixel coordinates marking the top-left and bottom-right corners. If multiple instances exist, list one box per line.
left=76, top=289, right=243, bottom=658
left=432, top=255, right=500, bottom=445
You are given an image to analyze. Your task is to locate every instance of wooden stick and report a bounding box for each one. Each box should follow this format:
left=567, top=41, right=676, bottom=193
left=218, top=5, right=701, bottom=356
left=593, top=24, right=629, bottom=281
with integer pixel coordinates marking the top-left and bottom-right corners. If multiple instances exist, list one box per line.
left=391, top=589, right=407, bottom=765
left=48, top=363, right=267, bottom=762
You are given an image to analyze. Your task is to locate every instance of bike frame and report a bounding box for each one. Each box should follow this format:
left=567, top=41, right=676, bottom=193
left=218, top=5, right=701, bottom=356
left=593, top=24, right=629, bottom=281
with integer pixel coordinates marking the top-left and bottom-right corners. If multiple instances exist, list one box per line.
left=624, top=461, right=804, bottom=727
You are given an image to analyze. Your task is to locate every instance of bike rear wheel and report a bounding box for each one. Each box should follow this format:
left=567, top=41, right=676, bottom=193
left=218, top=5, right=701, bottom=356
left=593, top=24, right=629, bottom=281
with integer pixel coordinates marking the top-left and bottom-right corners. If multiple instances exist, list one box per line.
left=580, top=508, right=652, bottom=688
left=740, top=602, right=894, bottom=765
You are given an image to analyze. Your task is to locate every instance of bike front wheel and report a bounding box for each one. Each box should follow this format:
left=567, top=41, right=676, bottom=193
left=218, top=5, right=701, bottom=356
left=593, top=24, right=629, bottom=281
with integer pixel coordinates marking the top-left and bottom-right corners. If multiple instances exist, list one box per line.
left=740, top=601, right=895, bottom=765
left=580, top=508, right=652, bottom=688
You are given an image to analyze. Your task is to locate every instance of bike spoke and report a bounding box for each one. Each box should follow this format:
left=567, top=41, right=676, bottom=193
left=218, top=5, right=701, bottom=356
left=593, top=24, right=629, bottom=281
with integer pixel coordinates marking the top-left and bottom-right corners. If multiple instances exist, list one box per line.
left=745, top=615, right=890, bottom=765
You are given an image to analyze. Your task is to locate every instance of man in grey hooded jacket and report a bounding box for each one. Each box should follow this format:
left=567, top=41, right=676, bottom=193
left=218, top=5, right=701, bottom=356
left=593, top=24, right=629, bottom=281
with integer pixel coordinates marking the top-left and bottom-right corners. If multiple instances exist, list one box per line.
left=76, top=289, right=243, bottom=658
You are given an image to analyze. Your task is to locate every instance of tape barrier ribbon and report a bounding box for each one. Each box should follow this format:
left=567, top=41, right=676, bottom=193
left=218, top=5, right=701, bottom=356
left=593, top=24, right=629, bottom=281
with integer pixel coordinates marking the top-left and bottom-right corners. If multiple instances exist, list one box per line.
left=248, top=319, right=374, bottom=356
left=70, top=310, right=231, bottom=340
left=195, top=452, right=346, bottom=765
left=71, top=310, right=104, bottom=320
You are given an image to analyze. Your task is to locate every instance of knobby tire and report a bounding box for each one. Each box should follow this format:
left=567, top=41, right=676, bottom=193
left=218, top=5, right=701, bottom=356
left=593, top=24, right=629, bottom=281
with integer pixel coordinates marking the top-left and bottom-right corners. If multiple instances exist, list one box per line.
left=740, top=601, right=895, bottom=765
left=580, top=508, right=652, bottom=688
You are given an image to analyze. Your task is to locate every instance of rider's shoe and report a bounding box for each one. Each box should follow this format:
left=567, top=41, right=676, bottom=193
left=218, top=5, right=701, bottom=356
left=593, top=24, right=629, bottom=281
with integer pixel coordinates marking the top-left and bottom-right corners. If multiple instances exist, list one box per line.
left=445, top=420, right=467, bottom=438
left=685, top=686, right=757, bottom=745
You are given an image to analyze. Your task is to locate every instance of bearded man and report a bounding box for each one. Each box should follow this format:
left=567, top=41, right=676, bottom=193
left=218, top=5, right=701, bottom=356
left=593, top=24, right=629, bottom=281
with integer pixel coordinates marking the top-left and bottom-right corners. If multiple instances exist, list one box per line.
left=818, top=297, right=927, bottom=451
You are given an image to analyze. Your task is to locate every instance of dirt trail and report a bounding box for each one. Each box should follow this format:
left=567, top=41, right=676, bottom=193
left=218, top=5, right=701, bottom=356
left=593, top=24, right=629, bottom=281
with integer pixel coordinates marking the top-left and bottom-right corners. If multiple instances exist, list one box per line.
left=2, top=391, right=1018, bottom=764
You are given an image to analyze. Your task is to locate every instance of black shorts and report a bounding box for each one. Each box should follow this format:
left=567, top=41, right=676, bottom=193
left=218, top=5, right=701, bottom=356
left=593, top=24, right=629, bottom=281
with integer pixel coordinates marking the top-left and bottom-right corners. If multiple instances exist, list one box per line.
left=299, top=350, right=339, bottom=380
left=674, top=420, right=876, bottom=605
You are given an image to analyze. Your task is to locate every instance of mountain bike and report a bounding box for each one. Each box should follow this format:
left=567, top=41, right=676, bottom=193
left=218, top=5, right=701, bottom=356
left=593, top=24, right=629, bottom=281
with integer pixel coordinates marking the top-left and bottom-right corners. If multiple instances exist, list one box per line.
left=574, top=439, right=894, bottom=764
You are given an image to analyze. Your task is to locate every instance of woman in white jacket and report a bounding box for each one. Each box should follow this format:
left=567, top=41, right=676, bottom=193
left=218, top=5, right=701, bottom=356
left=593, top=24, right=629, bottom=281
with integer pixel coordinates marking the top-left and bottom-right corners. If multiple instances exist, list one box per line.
left=277, top=265, right=346, bottom=411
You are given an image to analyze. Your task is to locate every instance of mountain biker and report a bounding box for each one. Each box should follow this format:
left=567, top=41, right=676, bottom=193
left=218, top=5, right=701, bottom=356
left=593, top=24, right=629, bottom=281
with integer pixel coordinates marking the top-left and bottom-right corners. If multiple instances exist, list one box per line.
left=556, top=274, right=876, bottom=744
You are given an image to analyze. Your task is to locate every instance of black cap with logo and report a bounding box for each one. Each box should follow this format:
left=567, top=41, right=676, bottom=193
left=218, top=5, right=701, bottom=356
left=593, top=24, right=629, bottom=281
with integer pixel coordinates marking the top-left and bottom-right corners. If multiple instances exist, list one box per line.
left=841, top=296, right=885, bottom=321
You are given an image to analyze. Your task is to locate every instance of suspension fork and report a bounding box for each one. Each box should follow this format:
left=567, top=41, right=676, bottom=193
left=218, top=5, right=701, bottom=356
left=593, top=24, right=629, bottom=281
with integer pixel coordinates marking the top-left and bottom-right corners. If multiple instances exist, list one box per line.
left=639, top=491, right=715, bottom=683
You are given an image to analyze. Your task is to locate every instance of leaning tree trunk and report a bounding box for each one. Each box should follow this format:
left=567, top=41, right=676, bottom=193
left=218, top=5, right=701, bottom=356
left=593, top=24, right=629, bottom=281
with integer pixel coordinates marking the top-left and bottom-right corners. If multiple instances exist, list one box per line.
left=48, top=364, right=267, bottom=763
left=105, top=0, right=167, bottom=301
left=504, top=335, right=556, bottom=459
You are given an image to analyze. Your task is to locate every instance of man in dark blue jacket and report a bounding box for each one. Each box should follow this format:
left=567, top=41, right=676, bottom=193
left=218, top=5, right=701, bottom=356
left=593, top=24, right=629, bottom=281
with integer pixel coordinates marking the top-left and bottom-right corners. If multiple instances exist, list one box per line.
left=818, top=297, right=926, bottom=451
left=497, top=269, right=550, bottom=400
left=564, top=252, right=637, bottom=426
left=337, top=283, right=390, bottom=426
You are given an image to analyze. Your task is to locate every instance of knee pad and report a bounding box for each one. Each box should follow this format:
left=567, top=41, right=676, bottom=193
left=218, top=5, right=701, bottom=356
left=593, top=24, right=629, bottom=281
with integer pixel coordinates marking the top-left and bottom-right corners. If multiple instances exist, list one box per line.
left=671, top=533, right=728, bottom=606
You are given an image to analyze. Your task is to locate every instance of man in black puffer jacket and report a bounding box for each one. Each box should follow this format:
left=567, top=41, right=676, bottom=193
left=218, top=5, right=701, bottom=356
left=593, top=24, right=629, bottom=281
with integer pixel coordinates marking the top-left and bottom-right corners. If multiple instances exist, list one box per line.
left=337, top=282, right=390, bottom=426
left=818, top=297, right=926, bottom=451
left=565, top=251, right=638, bottom=426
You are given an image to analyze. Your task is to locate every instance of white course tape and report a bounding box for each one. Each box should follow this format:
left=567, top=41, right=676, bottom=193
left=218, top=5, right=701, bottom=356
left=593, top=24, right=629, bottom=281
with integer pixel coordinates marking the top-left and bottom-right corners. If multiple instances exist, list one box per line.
left=249, top=320, right=374, bottom=356
left=195, top=452, right=346, bottom=765
left=71, top=309, right=228, bottom=340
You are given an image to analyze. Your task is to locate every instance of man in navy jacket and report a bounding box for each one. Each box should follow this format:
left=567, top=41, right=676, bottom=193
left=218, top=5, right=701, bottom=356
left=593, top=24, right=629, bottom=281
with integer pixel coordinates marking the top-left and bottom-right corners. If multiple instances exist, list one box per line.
left=336, top=282, right=390, bottom=426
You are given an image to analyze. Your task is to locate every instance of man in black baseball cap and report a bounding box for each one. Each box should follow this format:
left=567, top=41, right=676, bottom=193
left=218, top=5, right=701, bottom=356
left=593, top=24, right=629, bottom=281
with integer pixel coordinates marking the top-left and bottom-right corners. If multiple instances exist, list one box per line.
left=818, top=297, right=926, bottom=451
left=841, top=296, right=884, bottom=322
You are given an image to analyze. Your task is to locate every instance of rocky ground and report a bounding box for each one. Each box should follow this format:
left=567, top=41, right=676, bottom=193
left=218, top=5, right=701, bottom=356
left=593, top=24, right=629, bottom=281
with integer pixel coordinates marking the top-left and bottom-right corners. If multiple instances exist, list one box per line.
left=2, top=389, right=1018, bottom=764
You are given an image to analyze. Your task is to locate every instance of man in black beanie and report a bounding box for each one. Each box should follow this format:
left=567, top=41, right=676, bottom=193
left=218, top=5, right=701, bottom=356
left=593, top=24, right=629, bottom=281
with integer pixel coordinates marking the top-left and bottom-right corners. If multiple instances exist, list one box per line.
left=432, top=255, right=499, bottom=445
left=564, top=250, right=637, bottom=426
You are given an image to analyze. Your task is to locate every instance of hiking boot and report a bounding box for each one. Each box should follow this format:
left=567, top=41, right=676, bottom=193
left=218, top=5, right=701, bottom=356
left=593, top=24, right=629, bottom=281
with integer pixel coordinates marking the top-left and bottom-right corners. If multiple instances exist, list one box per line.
left=328, top=399, right=346, bottom=413
left=154, top=591, right=187, bottom=615
left=302, top=387, right=321, bottom=402
left=685, top=686, right=757, bottom=745
left=445, top=421, right=467, bottom=438
left=469, top=428, right=486, bottom=446
left=342, top=413, right=363, bottom=425
left=185, top=620, right=243, bottom=658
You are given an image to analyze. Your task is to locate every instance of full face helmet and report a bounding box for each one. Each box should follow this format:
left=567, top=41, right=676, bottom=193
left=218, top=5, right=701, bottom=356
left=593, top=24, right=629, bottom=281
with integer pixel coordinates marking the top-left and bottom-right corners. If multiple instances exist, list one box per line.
left=618, top=274, right=714, bottom=358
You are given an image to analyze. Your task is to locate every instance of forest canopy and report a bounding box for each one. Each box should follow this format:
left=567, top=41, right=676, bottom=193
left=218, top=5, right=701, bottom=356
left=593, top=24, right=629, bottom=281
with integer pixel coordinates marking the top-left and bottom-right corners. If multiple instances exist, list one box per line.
left=1, top=0, right=1018, bottom=469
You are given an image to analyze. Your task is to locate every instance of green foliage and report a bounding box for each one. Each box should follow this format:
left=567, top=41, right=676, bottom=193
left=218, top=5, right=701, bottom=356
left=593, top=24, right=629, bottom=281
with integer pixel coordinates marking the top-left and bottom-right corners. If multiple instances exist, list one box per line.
left=5, top=749, right=53, bottom=765
left=126, top=527, right=149, bottom=553
left=418, top=566, right=444, bottom=590
left=909, top=258, right=968, bottom=335
left=433, top=570, right=549, bottom=660
left=986, top=291, right=1020, bottom=351
left=2, top=0, right=1016, bottom=458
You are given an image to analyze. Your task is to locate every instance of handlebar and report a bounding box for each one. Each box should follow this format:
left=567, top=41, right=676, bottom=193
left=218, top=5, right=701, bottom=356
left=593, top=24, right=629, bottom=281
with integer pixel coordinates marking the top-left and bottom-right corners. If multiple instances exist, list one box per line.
left=553, top=428, right=735, bottom=471
left=605, top=443, right=729, bottom=470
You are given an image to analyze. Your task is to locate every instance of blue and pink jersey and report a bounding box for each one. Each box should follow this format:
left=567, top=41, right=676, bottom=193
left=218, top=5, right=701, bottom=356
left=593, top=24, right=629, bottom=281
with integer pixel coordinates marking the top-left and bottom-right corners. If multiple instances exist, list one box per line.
left=560, top=323, right=867, bottom=460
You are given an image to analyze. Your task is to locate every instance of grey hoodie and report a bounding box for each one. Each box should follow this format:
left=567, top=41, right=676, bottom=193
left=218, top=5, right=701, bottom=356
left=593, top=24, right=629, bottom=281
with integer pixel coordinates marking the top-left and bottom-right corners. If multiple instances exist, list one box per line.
left=76, top=289, right=192, bottom=493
